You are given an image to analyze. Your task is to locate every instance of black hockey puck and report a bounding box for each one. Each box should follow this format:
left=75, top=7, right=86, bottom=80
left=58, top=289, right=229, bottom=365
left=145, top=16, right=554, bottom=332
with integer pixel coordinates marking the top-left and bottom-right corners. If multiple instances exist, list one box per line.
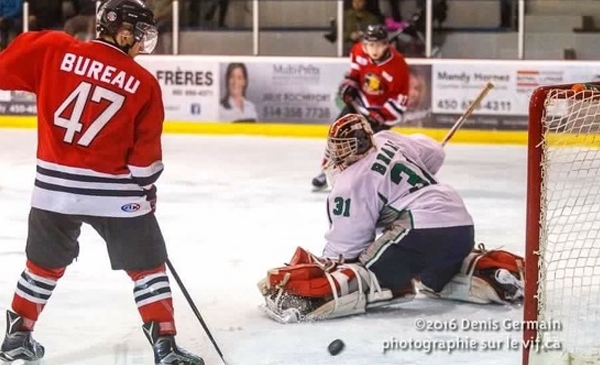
left=328, top=339, right=345, bottom=356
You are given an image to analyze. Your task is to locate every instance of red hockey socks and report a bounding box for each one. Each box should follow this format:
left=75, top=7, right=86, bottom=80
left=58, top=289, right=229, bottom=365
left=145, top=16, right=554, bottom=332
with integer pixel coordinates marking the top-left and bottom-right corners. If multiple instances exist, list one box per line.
left=127, top=264, right=176, bottom=336
left=11, top=259, right=65, bottom=331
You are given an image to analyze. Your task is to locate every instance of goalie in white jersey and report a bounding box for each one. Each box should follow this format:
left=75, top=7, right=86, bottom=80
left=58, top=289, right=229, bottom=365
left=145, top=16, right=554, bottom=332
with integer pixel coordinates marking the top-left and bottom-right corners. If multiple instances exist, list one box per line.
left=323, top=113, right=475, bottom=295
left=258, top=114, right=524, bottom=323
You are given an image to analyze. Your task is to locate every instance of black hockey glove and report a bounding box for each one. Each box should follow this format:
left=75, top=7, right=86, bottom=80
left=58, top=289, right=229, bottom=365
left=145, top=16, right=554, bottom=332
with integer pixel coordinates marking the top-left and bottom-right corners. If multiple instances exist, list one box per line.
left=338, top=77, right=360, bottom=105
left=145, top=185, right=157, bottom=213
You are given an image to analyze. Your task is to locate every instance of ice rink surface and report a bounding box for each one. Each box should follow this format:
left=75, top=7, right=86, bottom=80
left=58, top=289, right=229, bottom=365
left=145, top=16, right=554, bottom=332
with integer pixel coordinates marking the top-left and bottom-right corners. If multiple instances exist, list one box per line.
left=0, top=129, right=530, bottom=365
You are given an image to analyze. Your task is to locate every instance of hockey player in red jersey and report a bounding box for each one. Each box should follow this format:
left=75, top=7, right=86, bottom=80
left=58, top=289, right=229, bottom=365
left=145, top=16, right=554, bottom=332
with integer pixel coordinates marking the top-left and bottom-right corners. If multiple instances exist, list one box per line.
left=0, top=1, right=203, bottom=364
left=312, top=24, right=411, bottom=190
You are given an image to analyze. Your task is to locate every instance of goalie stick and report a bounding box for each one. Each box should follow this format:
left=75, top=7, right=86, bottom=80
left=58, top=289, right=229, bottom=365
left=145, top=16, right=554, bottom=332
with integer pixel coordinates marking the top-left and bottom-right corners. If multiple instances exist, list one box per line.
left=441, top=81, right=494, bottom=146
left=166, top=259, right=230, bottom=365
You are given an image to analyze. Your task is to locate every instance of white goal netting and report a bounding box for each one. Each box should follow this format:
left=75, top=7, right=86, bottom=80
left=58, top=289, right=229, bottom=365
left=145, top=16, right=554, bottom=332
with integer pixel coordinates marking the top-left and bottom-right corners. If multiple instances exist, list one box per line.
left=534, top=88, right=600, bottom=364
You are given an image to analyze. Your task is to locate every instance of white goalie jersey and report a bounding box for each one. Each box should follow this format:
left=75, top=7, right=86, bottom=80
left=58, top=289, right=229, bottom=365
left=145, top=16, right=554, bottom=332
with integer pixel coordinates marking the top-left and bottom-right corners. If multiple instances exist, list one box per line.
left=323, top=131, right=474, bottom=259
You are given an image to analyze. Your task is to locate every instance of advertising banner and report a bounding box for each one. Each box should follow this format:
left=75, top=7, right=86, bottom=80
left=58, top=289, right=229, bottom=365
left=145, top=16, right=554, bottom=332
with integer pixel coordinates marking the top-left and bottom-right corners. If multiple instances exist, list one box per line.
left=430, top=61, right=600, bottom=130
left=217, top=60, right=347, bottom=124
left=5, top=56, right=600, bottom=131
left=0, top=91, right=36, bottom=116
left=136, top=56, right=219, bottom=121
left=432, top=62, right=516, bottom=116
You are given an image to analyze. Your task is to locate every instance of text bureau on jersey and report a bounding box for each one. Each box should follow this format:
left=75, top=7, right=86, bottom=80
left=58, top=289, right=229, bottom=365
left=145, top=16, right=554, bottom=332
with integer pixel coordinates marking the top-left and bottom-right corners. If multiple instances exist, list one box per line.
left=60, top=53, right=140, bottom=94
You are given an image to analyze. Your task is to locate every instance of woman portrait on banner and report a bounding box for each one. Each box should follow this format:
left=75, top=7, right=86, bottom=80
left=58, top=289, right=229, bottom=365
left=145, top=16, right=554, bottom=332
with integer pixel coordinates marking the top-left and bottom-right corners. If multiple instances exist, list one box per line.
left=403, top=67, right=432, bottom=127
left=219, top=62, right=258, bottom=123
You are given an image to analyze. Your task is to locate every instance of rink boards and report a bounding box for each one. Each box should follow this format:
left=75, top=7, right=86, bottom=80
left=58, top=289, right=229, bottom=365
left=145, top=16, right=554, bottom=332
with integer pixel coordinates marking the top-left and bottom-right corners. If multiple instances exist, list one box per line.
left=0, top=115, right=528, bottom=145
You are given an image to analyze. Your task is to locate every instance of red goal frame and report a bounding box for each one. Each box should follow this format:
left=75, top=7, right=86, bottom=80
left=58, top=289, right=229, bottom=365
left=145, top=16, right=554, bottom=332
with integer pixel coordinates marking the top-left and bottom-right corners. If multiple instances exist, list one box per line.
left=523, top=82, right=598, bottom=365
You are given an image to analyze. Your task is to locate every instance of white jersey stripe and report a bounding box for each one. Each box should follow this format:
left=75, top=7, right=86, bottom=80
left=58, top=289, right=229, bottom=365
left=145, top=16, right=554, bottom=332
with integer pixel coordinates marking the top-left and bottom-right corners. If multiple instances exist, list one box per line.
left=37, top=159, right=132, bottom=179
left=36, top=173, right=143, bottom=191
left=31, top=187, right=152, bottom=217
left=128, top=160, right=164, bottom=179
left=32, top=159, right=153, bottom=217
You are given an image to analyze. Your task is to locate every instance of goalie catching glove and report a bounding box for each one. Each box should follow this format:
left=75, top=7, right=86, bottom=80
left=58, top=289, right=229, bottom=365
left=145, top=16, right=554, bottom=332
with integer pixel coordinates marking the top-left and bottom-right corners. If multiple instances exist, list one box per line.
left=257, top=247, right=415, bottom=323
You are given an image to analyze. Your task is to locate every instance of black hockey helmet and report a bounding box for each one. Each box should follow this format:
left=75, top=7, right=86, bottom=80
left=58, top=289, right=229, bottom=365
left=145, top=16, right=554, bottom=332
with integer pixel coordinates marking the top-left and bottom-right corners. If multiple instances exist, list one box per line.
left=362, top=24, right=389, bottom=43
left=96, top=0, right=158, bottom=54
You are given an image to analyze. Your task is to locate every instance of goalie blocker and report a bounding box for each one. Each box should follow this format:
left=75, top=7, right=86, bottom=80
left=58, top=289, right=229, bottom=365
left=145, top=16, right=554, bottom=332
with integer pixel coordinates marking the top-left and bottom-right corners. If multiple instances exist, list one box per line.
left=258, top=229, right=524, bottom=323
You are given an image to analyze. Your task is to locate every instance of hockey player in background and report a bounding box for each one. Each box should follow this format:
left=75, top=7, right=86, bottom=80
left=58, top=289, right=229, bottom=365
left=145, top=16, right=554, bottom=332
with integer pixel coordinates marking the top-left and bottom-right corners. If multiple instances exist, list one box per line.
left=260, top=114, right=525, bottom=323
left=312, top=24, right=411, bottom=190
left=0, top=1, right=203, bottom=364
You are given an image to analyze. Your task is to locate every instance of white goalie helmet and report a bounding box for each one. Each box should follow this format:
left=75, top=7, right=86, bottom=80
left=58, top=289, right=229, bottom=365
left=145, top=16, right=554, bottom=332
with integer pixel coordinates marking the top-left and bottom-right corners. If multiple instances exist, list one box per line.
left=326, top=114, right=375, bottom=172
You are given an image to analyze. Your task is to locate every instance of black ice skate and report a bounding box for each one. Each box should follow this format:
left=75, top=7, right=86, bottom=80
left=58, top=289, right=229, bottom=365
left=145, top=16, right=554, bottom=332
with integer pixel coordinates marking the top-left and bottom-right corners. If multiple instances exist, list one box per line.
left=311, top=171, right=328, bottom=191
left=143, top=322, right=204, bottom=365
left=0, top=310, right=44, bottom=363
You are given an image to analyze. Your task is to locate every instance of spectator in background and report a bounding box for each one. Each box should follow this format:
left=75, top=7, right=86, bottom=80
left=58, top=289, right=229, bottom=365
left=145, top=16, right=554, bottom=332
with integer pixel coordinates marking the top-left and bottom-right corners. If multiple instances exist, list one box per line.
left=343, top=0, right=380, bottom=54
left=188, top=0, right=201, bottom=26
left=0, top=0, right=23, bottom=50
left=500, top=0, right=513, bottom=28
left=63, top=0, right=97, bottom=40
left=204, top=0, right=230, bottom=28
left=387, top=0, right=402, bottom=23
left=147, top=0, right=173, bottom=54
left=219, top=62, right=258, bottom=123
left=344, top=0, right=383, bottom=23
left=28, top=0, right=63, bottom=31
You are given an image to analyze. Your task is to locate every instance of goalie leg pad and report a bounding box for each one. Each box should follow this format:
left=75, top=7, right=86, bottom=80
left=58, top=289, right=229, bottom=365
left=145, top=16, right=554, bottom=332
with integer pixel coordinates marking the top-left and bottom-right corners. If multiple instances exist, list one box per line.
left=258, top=246, right=412, bottom=322
left=419, top=274, right=503, bottom=304
left=420, top=243, right=525, bottom=304
left=260, top=262, right=371, bottom=322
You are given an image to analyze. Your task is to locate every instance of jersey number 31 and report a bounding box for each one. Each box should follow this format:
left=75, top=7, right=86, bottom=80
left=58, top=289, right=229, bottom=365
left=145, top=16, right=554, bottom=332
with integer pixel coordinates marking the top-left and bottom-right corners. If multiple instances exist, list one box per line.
left=54, top=81, right=125, bottom=146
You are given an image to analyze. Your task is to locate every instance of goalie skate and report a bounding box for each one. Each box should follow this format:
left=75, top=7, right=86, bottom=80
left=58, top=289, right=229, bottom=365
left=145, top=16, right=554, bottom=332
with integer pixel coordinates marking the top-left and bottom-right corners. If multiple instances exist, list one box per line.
left=366, top=291, right=416, bottom=310
left=259, top=301, right=303, bottom=324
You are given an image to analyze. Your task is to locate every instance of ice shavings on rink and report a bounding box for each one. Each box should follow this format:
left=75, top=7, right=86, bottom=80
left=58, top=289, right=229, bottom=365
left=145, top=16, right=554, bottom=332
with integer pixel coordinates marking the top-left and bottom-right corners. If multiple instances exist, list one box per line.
left=0, top=130, right=534, bottom=365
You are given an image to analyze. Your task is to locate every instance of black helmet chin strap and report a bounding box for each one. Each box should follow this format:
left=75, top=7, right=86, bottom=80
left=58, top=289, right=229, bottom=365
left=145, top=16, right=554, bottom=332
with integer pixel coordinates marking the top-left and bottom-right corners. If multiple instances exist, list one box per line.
left=95, top=35, right=134, bottom=55
left=110, top=34, right=134, bottom=55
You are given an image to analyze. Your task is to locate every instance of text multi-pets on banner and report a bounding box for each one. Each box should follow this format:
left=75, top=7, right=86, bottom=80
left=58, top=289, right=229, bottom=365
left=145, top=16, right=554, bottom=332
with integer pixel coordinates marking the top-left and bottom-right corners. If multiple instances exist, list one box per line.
left=3, top=56, right=600, bottom=131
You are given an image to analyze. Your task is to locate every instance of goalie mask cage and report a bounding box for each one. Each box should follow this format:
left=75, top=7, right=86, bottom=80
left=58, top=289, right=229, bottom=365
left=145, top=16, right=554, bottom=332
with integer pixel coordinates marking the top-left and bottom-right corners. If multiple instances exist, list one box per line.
left=524, top=83, right=600, bottom=365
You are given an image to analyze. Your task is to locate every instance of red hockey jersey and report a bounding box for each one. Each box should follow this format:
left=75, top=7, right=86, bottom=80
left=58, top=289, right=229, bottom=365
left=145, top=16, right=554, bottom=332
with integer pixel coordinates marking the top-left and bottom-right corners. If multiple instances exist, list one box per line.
left=0, top=31, right=164, bottom=217
left=348, top=42, right=410, bottom=122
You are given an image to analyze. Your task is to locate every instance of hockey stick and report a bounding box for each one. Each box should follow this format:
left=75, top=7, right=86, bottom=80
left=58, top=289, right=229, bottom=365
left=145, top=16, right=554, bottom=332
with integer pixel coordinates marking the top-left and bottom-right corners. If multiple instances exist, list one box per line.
left=441, top=81, right=494, bottom=146
left=166, top=259, right=229, bottom=365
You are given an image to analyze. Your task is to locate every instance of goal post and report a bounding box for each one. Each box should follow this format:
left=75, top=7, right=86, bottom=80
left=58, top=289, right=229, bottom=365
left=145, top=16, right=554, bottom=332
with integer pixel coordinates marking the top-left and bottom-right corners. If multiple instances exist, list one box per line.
left=524, top=83, right=600, bottom=365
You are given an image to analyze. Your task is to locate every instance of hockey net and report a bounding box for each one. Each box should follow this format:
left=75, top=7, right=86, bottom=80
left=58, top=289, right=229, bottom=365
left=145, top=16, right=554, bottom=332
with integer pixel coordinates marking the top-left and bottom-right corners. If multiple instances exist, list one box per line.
left=524, top=84, right=600, bottom=365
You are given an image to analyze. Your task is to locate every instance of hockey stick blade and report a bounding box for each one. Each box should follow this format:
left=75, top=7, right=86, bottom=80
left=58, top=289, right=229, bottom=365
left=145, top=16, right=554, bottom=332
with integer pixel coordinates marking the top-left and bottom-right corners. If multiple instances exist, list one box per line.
left=166, top=259, right=230, bottom=365
left=441, top=81, right=494, bottom=146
